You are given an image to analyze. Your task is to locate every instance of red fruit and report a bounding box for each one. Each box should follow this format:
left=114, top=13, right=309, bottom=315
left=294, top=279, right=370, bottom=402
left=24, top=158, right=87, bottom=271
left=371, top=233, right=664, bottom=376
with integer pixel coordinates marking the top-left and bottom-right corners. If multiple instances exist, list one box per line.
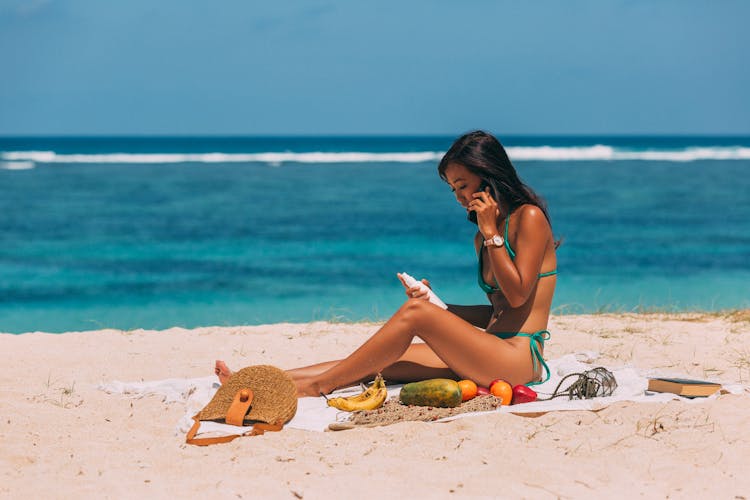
left=511, top=385, right=538, bottom=404
left=476, top=386, right=490, bottom=396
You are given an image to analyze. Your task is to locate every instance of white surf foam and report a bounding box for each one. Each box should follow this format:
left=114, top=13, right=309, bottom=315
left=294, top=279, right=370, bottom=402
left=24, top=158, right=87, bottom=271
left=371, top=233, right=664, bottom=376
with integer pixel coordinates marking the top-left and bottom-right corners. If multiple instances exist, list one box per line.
left=0, top=161, right=35, bottom=170
left=2, top=146, right=749, bottom=165
left=0, top=150, right=445, bottom=165
left=614, top=147, right=750, bottom=161
left=507, top=145, right=616, bottom=161
left=507, top=145, right=750, bottom=162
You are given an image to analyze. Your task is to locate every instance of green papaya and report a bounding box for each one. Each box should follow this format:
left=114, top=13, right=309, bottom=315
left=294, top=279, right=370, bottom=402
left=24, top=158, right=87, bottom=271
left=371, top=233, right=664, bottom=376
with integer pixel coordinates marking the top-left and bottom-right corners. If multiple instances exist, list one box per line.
left=398, top=378, right=462, bottom=408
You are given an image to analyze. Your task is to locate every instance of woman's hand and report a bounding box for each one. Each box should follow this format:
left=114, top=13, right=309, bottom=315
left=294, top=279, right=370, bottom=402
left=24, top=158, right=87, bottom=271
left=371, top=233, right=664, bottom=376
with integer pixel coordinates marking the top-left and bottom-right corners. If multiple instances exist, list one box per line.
left=468, top=187, right=501, bottom=238
left=398, top=275, right=432, bottom=300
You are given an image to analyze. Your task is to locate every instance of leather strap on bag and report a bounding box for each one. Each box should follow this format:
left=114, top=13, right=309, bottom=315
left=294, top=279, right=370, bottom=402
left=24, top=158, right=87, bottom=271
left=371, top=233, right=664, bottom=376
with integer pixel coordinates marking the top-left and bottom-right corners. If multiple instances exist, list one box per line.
left=185, top=388, right=285, bottom=446
left=226, top=389, right=254, bottom=426
left=185, top=418, right=284, bottom=446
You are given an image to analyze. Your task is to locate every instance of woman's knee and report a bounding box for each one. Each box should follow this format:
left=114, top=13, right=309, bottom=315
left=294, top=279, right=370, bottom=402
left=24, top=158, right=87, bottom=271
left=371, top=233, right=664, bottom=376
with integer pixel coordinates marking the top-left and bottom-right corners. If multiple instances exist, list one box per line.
left=398, top=298, right=435, bottom=326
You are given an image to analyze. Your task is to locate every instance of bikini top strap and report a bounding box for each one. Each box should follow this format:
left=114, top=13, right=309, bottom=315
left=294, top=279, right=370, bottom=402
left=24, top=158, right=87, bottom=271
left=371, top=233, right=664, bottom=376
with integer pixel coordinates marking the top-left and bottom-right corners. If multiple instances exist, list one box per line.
left=504, top=214, right=516, bottom=259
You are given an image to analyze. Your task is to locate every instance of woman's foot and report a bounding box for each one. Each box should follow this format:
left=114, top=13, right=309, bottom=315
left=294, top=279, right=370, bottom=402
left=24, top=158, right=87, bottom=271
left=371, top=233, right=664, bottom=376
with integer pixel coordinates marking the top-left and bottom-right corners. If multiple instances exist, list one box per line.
left=214, top=360, right=233, bottom=385
left=215, top=360, right=329, bottom=397
left=295, top=376, right=325, bottom=397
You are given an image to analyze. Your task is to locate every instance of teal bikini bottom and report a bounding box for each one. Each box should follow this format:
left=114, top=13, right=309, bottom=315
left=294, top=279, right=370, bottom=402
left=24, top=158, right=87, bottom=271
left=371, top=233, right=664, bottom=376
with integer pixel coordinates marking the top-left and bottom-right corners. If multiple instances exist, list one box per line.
left=491, top=330, right=551, bottom=386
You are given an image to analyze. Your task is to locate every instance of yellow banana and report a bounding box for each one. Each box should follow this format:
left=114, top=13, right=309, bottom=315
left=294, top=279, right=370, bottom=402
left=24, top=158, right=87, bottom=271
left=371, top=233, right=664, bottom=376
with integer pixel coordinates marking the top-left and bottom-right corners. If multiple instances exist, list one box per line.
left=327, top=374, right=388, bottom=411
left=328, top=385, right=387, bottom=412
left=326, top=375, right=383, bottom=410
left=342, top=381, right=378, bottom=403
left=347, top=374, right=384, bottom=402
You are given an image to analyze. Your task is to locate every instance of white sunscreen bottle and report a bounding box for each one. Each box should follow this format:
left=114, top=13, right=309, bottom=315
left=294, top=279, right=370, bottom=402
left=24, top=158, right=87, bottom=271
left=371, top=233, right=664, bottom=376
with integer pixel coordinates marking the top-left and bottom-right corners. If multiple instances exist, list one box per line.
left=397, top=272, right=448, bottom=309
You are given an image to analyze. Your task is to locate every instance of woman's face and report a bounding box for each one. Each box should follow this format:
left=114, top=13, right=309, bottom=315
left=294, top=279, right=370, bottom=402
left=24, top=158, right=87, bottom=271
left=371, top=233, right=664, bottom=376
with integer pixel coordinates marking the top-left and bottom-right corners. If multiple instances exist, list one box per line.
left=444, top=162, right=483, bottom=213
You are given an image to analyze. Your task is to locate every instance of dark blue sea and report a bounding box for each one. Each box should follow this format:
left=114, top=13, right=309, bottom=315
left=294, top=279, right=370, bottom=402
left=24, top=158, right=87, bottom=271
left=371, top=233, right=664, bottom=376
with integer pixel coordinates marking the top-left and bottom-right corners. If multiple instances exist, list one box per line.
left=1, top=136, right=749, bottom=334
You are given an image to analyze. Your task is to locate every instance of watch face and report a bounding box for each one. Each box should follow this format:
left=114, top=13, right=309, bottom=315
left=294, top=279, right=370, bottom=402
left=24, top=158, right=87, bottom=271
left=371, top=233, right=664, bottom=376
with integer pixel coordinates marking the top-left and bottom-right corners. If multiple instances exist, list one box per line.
left=486, top=235, right=503, bottom=247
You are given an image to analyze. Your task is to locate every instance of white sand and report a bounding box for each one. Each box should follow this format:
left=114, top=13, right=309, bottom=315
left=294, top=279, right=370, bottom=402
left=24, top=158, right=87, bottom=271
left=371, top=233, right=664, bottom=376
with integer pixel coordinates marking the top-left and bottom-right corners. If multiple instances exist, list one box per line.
left=2, top=313, right=749, bottom=498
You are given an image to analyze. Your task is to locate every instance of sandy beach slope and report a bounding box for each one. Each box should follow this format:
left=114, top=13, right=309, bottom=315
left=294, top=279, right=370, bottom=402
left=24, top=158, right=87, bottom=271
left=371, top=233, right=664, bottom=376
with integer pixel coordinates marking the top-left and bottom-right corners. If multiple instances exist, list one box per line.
left=1, top=312, right=749, bottom=498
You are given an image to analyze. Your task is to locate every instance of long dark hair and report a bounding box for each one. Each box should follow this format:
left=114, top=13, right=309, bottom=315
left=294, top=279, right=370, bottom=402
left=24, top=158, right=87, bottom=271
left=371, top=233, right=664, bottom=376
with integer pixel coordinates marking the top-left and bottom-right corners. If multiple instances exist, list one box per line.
left=438, top=130, right=552, bottom=225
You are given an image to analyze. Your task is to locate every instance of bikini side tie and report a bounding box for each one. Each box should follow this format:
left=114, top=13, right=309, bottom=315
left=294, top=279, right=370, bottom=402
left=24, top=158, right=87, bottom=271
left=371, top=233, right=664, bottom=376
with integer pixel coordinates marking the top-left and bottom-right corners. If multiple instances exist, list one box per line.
left=516, top=330, right=551, bottom=386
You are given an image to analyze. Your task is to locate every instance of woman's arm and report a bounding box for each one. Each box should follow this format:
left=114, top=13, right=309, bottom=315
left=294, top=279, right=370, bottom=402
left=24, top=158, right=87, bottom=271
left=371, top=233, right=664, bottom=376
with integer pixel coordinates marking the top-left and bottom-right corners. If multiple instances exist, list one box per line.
left=446, top=304, right=493, bottom=328
left=470, top=191, right=552, bottom=308
left=486, top=206, right=551, bottom=307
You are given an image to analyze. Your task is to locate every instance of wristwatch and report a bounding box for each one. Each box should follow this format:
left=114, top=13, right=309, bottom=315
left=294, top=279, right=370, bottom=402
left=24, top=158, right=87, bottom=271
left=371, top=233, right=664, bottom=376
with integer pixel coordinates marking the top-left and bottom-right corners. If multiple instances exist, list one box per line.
left=484, top=234, right=505, bottom=248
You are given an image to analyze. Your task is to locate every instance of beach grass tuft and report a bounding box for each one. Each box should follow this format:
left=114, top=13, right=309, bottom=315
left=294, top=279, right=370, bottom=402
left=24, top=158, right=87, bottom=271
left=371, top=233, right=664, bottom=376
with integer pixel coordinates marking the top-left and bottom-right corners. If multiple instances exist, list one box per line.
left=724, top=309, right=750, bottom=324
left=732, top=348, right=750, bottom=383
left=564, top=304, right=750, bottom=323
left=46, top=381, right=82, bottom=409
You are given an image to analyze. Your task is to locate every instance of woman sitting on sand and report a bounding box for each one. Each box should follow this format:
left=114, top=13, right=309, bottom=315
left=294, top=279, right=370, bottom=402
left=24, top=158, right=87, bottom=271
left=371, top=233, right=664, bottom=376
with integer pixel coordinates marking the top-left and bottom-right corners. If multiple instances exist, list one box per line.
left=216, top=130, right=557, bottom=396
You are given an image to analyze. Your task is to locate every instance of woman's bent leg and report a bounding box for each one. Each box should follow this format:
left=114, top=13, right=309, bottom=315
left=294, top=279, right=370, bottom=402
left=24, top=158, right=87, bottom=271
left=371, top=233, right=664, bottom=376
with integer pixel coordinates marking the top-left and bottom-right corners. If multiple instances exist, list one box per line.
left=297, top=298, right=535, bottom=395
left=286, top=345, right=454, bottom=383
left=217, top=344, right=454, bottom=387
left=286, top=343, right=456, bottom=384
left=285, top=360, right=340, bottom=381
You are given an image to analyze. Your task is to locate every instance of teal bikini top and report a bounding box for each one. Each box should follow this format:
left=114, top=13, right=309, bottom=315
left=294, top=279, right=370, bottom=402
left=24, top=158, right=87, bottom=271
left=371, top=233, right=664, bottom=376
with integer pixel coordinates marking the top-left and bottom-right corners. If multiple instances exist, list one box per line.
left=478, top=214, right=557, bottom=294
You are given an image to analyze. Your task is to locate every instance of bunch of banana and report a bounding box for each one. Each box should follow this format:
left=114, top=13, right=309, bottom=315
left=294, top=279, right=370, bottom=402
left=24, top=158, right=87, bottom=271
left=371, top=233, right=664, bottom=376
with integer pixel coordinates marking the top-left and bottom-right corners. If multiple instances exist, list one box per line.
left=326, top=374, right=387, bottom=411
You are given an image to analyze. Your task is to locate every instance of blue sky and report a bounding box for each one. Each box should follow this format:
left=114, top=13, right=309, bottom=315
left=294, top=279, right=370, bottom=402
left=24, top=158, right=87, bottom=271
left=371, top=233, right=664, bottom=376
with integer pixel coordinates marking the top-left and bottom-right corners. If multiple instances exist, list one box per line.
left=1, top=1, right=748, bottom=135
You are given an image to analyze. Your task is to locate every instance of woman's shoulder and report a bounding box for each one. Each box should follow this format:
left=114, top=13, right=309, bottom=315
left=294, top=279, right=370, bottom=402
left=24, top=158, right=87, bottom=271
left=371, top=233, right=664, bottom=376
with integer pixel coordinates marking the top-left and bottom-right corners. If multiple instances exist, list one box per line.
left=514, top=204, right=546, bottom=221
left=513, top=204, right=551, bottom=233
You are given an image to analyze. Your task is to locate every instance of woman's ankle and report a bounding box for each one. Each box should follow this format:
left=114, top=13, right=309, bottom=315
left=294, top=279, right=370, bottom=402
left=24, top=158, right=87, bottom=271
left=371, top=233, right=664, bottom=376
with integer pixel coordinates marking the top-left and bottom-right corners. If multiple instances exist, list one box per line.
left=296, top=377, right=328, bottom=397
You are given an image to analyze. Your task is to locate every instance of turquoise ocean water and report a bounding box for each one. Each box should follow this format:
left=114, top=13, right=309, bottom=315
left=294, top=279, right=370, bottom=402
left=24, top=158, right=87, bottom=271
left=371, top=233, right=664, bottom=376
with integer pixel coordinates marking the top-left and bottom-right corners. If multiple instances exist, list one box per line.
left=1, top=136, right=749, bottom=334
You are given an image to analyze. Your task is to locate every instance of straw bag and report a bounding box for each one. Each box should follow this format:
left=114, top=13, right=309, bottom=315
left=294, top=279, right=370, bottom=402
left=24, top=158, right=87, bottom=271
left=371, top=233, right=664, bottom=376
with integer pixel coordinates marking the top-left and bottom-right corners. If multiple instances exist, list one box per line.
left=186, top=365, right=298, bottom=446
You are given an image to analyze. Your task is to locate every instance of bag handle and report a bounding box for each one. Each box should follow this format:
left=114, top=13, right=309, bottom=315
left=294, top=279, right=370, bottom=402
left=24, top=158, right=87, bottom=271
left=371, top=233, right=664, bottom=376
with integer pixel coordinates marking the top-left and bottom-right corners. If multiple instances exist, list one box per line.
left=226, top=388, right=254, bottom=425
left=185, top=388, right=285, bottom=446
left=185, top=418, right=284, bottom=446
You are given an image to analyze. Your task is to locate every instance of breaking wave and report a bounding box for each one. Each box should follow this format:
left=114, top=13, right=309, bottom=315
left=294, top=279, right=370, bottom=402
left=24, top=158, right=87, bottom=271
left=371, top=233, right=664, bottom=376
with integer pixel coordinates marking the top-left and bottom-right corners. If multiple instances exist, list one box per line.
left=3, top=146, right=750, bottom=167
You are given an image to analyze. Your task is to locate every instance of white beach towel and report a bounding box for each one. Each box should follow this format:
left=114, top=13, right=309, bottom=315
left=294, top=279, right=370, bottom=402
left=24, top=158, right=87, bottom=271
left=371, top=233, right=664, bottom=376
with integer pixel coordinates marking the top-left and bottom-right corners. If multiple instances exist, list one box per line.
left=99, top=352, right=746, bottom=436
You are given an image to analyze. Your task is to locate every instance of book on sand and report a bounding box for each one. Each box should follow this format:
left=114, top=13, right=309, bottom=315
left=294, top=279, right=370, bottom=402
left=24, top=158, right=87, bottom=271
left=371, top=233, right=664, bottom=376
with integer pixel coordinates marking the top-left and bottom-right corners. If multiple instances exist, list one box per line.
left=647, top=377, right=722, bottom=398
